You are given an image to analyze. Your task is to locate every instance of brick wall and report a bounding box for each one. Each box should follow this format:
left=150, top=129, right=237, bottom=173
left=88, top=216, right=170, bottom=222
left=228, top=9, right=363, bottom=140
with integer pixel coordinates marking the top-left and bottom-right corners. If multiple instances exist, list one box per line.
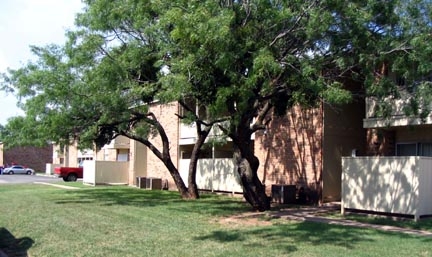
left=96, top=148, right=118, bottom=161
left=144, top=102, right=325, bottom=195
left=145, top=102, right=180, bottom=189
left=254, top=106, right=324, bottom=196
left=3, top=145, right=53, bottom=172
left=139, top=101, right=351, bottom=203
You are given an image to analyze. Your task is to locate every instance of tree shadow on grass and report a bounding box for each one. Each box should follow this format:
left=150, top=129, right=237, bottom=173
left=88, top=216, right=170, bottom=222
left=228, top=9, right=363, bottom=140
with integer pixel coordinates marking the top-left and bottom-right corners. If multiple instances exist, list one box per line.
left=194, top=221, right=403, bottom=255
left=196, top=218, right=432, bottom=255
left=53, top=187, right=251, bottom=216
left=0, top=227, right=33, bottom=257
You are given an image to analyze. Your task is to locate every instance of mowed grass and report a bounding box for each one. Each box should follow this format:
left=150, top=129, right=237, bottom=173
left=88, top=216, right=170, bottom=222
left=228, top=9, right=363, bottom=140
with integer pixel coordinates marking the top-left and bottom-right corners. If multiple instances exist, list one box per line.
left=0, top=184, right=431, bottom=257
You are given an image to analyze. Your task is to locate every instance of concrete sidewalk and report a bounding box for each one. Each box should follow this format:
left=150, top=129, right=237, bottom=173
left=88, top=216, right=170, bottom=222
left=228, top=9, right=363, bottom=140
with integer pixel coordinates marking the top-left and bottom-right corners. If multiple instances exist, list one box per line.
left=33, top=181, right=80, bottom=189
left=269, top=204, right=432, bottom=238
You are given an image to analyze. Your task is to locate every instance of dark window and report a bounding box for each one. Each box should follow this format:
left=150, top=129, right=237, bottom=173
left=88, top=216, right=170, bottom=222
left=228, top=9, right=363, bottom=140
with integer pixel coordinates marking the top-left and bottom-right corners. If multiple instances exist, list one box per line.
left=396, top=142, right=432, bottom=157
left=396, top=143, right=417, bottom=156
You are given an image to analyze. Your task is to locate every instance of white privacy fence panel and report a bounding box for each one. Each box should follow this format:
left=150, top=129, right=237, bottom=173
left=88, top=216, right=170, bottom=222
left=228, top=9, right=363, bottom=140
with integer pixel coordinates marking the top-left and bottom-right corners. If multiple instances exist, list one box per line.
left=342, top=156, right=432, bottom=220
left=83, top=160, right=129, bottom=185
left=180, top=158, right=243, bottom=193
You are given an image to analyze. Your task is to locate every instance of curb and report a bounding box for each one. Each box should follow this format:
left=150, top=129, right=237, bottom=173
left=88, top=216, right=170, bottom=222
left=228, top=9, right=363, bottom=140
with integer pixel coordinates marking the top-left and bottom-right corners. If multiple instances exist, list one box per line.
left=35, top=173, right=58, bottom=178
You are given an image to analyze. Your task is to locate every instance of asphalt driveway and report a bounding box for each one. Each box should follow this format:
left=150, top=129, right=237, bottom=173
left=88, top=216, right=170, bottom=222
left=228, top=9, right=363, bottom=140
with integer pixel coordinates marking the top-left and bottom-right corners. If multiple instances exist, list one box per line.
left=0, top=174, right=62, bottom=184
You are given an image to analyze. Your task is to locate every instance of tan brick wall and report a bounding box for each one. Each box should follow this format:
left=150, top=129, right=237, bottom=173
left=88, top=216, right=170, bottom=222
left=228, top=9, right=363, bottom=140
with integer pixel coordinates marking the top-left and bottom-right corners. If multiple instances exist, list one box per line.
left=95, top=149, right=105, bottom=160
left=97, top=148, right=118, bottom=161
left=52, top=144, right=63, bottom=165
left=255, top=106, right=324, bottom=196
left=3, top=145, right=53, bottom=172
left=322, top=101, right=366, bottom=201
left=67, top=143, right=79, bottom=167
left=129, top=140, right=147, bottom=185
left=145, top=102, right=180, bottom=190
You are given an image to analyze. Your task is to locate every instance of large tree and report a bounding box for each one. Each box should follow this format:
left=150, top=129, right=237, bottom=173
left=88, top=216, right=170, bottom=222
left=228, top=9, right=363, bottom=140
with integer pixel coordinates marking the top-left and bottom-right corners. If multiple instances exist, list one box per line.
left=2, top=0, right=432, bottom=211
left=155, top=0, right=432, bottom=210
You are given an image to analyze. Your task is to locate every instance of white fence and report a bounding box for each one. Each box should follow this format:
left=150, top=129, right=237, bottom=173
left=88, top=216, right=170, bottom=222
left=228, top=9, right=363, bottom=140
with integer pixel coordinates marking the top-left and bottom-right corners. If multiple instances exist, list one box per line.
left=179, top=158, right=243, bottom=193
left=341, top=156, right=432, bottom=220
left=83, top=160, right=129, bottom=185
left=45, top=163, right=61, bottom=175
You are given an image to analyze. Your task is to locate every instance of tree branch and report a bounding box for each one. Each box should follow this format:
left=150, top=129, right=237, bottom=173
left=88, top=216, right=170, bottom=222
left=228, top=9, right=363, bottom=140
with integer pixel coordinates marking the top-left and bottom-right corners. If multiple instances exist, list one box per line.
left=270, top=1, right=319, bottom=46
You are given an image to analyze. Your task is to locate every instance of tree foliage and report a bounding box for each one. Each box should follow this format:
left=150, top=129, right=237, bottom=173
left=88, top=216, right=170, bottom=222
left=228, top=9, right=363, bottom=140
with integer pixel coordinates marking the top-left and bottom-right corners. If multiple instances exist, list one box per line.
left=1, top=0, right=432, bottom=210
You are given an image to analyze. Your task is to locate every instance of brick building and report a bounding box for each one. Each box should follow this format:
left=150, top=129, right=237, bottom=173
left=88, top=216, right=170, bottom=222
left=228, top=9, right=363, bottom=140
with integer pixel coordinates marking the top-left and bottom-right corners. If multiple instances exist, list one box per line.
left=144, top=102, right=180, bottom=189
left=57, top=99, right=366, bottom=203
left=1, top=143, right=53, bottom=172
left=255, top=101, right=365, bottom=202
left=143, top=99, right=365, bottom=202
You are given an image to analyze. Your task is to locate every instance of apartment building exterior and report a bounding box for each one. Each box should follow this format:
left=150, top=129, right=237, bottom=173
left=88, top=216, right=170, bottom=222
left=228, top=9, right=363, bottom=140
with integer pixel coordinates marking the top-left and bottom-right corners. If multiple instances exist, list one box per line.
left=53, top=97, right=366, bottom=203
left=105, top=99, right=365, bottom=203
left=342, top=76, right=432, bottom=220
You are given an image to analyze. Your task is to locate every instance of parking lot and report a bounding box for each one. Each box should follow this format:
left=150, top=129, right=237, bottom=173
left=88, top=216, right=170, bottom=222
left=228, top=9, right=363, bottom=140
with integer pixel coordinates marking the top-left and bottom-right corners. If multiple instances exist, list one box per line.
left=0, top=173, right=62, bottom=184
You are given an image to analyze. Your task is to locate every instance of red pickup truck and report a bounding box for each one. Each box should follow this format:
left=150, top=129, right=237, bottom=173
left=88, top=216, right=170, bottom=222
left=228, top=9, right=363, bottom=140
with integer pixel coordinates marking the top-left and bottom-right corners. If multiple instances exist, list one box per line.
left=54, top=166, right=83, bottom=182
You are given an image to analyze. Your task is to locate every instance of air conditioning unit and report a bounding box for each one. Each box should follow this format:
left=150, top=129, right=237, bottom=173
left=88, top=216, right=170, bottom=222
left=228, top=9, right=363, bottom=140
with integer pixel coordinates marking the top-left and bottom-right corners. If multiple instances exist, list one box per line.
left=271, top=184, right=296, bottom=204
left=146, top=177, right=162, bottom=190
left=136, top=177, right=146, bottom=189
left=136, top=177, right=162, bottom=190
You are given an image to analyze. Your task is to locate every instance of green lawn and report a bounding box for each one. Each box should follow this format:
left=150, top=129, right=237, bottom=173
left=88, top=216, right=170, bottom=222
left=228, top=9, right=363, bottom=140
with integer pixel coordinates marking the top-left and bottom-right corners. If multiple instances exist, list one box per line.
left=0, top=184, right=431, bottom=257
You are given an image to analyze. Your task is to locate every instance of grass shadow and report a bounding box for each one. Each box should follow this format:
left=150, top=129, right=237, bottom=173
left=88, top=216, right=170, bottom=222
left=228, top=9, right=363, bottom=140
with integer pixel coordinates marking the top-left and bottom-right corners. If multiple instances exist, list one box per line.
left=0, top=227, right=34, bottom=257
left=194, top=221, right=381, bottom=255
left=53, top=186, right=251, bottom=217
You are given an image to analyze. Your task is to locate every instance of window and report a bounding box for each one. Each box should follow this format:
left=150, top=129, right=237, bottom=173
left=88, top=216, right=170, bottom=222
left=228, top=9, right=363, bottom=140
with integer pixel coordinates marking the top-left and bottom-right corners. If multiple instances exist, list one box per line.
left=396, top=142, right=432, bottom=157
left=396, top=143, right=417, bottom=156
left=117, top=149, right=129, bottom=161
left=419, top=143, right=432, bottom=157
left=78, top=157, right=93, bottom=166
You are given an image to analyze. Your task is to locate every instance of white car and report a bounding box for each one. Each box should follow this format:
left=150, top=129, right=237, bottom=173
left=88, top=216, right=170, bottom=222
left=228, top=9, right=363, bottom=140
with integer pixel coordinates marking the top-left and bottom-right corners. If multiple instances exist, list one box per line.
left=2, top=165, right=34, bottom=175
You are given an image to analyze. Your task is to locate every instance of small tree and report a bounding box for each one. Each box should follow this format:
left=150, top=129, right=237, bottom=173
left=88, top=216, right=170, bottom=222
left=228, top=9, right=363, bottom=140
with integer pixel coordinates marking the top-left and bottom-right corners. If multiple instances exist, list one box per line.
left=0, top=1, right=217, bottom=199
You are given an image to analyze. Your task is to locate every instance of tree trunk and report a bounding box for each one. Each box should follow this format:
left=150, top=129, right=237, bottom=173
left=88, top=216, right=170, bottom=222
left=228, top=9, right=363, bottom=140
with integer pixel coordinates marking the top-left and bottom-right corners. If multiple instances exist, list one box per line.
left=187, top=126, right=210, bottom=198
left=187, top=150, right=200, bottom=198
left=162, top=154, right=192, bottom=199
left=234, top=145, right=270, bottom=212
left=122, top=113, right=199, bottom=200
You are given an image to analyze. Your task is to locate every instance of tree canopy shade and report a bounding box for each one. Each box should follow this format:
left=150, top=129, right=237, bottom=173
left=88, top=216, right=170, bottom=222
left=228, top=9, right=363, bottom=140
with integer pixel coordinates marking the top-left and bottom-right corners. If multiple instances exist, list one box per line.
left=1, top=0, right=432, bottom=210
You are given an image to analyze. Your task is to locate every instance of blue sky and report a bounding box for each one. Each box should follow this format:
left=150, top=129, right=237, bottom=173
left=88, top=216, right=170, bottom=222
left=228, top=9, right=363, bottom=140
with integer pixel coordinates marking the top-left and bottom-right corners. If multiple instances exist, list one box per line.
left=0, top=0, right=83, bottom=125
